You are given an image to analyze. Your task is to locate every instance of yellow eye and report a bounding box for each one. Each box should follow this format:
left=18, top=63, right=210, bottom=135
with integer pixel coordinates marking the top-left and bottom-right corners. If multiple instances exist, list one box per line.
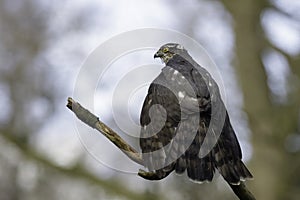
left=162, top=47, right=169, bottom=53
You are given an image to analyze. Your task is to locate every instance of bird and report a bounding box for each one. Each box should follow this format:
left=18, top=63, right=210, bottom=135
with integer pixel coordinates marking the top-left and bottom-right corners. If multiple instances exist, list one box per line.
left=139, top=43, right=253, bottom=185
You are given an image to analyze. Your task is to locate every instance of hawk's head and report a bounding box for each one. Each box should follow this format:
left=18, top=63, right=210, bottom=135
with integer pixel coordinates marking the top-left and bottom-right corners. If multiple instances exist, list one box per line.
left=154, top=43, right=187, bottom=64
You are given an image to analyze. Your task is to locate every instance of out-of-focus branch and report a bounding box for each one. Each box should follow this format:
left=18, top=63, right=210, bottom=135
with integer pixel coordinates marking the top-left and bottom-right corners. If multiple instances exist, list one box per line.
left=264, top=38, right=300, bottom=78
left=270, top=5, right=300, bottom=23
left=1, top=131, right=158, bottom=200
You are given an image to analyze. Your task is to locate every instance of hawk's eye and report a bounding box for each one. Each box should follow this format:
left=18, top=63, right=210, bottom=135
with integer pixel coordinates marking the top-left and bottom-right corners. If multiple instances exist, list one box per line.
left=162, top=47, right=169, bottom=53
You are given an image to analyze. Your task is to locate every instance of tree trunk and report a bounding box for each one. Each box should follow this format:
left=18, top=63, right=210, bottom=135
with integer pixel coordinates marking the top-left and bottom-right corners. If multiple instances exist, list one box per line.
left=222, top=0, right=299, bottom=199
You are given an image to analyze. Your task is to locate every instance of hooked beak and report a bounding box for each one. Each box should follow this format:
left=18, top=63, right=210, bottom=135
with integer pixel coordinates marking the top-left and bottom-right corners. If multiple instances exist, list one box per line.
left=154, top=50, right=163, bottom=59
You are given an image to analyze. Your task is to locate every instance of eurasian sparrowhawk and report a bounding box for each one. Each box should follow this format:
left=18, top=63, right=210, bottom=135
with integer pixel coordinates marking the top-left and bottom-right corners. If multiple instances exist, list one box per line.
left=139, top=43, right=252, bottom=184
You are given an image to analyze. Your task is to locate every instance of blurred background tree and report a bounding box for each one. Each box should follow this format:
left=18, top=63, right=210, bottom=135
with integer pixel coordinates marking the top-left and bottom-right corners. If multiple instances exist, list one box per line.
left=0, top=0, right=299, bottom=200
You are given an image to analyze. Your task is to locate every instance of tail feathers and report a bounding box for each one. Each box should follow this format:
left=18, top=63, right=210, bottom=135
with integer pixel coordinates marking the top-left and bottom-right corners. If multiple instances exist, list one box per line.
left=235, top=161, right=253, bottom=180
left=183, top=156, right=214, bottom=183
left=218, top=160, right=253, bottom=185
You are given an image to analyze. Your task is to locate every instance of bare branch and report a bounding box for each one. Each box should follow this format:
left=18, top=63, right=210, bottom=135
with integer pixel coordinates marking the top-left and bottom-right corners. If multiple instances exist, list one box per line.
left=66, top=97, right=143, bottom=165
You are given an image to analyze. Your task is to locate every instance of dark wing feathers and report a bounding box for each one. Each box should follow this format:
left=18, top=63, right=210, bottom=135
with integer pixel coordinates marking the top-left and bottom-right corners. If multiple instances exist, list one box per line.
left=139, top=53, right=252, bottom=184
